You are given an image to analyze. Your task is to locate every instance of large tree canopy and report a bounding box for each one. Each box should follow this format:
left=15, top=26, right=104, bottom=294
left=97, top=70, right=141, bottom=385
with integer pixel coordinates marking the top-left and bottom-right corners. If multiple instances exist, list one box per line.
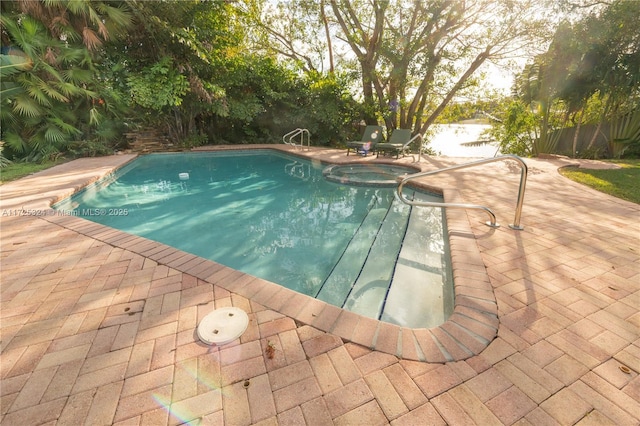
left=248, top=0, right=551, bottom=136
left=3, top=0, right=637, bottom=161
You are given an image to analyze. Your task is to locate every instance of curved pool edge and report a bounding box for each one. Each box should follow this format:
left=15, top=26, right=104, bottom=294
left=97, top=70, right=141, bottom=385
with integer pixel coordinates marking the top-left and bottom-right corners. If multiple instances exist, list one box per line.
left=38, top=145, right=498, bottom=362
left=322, top=163, right=421, bottom=186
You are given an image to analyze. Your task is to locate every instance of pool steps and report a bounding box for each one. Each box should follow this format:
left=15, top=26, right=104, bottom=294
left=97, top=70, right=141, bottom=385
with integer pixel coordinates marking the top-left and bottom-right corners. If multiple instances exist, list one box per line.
left=342, top=193, right=410, bottom=318
left=315, top=190, right=452, bottom=329
left=315, top=200, right=388, bottom=306
left=381, top=191, right=452, bottom=328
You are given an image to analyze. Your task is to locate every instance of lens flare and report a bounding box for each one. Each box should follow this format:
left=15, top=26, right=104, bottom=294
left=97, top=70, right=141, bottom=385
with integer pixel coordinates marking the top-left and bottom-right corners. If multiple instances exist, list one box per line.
left=152, top=356, right=228, bottom=425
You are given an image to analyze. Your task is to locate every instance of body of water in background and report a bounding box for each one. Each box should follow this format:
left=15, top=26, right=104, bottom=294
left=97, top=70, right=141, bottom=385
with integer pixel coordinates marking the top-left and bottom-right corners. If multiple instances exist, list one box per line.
left=427, top=123, right=499, bottom=158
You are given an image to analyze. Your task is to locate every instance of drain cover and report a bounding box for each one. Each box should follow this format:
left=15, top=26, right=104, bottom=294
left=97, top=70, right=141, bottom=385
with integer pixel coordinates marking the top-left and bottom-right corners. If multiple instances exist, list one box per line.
left=197, top=307, right=249, bottom=345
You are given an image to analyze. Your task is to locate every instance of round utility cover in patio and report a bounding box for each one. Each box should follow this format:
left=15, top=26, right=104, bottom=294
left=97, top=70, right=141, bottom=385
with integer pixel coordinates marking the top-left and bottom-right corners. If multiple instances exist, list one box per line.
left=197, top=307, right=249, bottom=345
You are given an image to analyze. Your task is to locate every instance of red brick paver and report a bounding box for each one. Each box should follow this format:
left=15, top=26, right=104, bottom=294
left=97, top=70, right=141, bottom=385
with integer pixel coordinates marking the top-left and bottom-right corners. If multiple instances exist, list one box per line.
left=1, top=147, right=638, bottom=425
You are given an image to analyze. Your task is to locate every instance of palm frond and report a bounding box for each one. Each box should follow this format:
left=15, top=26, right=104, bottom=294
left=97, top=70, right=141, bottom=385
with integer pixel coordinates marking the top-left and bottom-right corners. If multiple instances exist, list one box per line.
left=35, top=76, right=70, bottom=103
left=82, top=27, right=103, bottom=51
left=25, top=83, right=55, bottom=106
left=42, top=0, right=64, bottom=7
left=12, top=94, right=46, bottom=118
left=57, top=47, right=87, bottom=65
left=87, top=7, right=109, bottom=40
left=25, top=62, right=65, bottom=83
left=0, top=55, right=33, bottom=78
left=60, top=68, right=94, bottom=83
left=88, top=107, right=102, bottom=126
left=0, top=142, right=13, bottom=168
left=49, top=116, right=82, bottom=134
left=1, top=82, right=25, bottom=102
left=0, top=101, right=20, bottom=125
left=98, top=3, right=134, bottom=31
left=42, top=86, right=71, bottom=104
left=44, top=46, right=58, bottom=65
left=3, top=132, right=29, bottom=154
left=44, top=123, right=68, bottom=143
left=9, top=16, right=45, bottom=56
left=21, top=73, right=60, bottom=104
left=54, top=81, right=96, bottom=99
left=64, top=0, right=87, bottom=15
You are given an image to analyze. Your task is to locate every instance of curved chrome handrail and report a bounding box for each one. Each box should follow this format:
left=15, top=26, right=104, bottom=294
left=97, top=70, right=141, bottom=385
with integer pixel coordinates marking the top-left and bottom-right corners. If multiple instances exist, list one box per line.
left=408, top=134, right=423, bottom=162
left=397, top=155, right=528, bottom=230
left=282, top=128, right=310, bottom=150
left=282, top=128, right=302, bottom=143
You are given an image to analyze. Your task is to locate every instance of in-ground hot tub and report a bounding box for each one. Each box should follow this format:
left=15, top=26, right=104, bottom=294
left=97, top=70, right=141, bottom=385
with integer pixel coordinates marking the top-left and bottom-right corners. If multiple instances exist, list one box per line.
left=322, top=163, right=419, bottom=186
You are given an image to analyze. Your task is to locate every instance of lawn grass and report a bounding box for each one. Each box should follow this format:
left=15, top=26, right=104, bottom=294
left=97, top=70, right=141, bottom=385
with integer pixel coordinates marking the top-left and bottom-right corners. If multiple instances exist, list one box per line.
left=0, top=159, right=66, bottom=184
left=559, top=159, right=640, bottom=204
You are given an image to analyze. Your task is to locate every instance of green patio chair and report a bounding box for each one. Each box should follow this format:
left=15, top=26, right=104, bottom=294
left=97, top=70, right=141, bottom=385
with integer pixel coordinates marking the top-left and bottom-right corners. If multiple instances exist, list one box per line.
left=346, top=125, right=384, bottom=156
left=375, top=129, right=415, bottom=158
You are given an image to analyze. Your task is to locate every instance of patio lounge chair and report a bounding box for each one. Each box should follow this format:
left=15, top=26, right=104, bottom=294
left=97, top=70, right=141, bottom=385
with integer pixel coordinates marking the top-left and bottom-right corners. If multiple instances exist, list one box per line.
left=376, top=129, right=423, bottom=158
left=346, top=125, right=384, bottom=156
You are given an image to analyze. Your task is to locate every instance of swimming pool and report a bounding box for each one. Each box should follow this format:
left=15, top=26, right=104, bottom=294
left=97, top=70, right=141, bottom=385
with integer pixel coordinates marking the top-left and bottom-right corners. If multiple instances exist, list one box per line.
left=54, top=151, right=453, bottom=328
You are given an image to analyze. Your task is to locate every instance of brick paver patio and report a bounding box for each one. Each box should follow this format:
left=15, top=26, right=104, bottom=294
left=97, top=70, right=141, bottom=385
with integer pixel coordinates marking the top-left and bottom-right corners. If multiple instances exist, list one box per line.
left=1, top=146, right=638, bottom=425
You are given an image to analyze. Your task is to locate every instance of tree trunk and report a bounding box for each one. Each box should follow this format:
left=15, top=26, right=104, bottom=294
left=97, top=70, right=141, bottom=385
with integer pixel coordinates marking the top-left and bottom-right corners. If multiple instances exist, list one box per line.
left=571, top=109, right=584, bottom=157
left=417, top=50, right=490, bottom=135
left=587, top=96, right=613, bottom=150
left=586, top=119, right=604, bottom=151
left=320, top=0, right=334, bottom=73
left=330, top=0, right=386, bottom=124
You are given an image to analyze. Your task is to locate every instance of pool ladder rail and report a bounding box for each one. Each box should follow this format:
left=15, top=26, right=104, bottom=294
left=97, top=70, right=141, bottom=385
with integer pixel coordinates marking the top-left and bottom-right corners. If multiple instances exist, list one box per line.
left=284, top=161, right=311, bottom=180
left=397, top=155, right=528, bottom=230
left=283, top=128, right=311, bottom=151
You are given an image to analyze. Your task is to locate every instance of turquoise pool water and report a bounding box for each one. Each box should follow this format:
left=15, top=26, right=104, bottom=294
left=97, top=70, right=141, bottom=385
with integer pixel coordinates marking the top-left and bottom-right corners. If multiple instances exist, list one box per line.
left=55, top=151, right=453, bottom=327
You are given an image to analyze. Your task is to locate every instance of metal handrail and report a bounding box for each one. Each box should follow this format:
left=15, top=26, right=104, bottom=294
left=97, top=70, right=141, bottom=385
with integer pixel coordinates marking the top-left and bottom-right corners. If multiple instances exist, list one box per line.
left=397, top=155, right=528, bottom=230
left=282, top=128, right=310, bottom=150
left=408, top=134, right=423, bottom=162
left=282, top=128, right=301, bottom=143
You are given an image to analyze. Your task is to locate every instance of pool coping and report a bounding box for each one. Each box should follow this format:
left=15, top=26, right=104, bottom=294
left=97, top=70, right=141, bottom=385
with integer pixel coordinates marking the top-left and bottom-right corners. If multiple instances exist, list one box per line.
left=40, top=145, right=498, bottom=362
